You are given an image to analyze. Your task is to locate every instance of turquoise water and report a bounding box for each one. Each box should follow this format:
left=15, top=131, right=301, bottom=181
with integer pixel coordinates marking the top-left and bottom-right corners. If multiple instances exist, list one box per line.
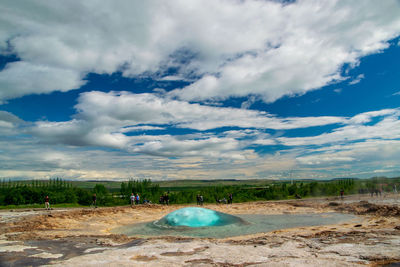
left=160, top=207, right=244, bottom=227
left=112, top=208, right=355, bottom=238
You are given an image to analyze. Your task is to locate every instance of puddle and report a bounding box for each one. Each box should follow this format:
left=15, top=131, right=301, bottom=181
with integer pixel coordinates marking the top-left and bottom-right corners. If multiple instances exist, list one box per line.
left=113, top=211, right=356, bottom=238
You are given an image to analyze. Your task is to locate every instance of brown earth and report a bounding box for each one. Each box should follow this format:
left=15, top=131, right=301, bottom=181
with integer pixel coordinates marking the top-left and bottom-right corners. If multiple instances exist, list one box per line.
left=1, top=195, right=400, bottom=266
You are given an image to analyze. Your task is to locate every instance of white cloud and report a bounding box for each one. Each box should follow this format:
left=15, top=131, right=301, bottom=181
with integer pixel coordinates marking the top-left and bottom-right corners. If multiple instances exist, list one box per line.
left=278, top=108, right=400, bottom=146
left=30, top=119, right=130, bottom=149
left=120, top=126, right=165, bottom=132
left=348, top=74, right=365, bottom=85
left=73, top=91, right=346, bottom=131
left=241, top=95, right=257, bottom=109
left=168, top=0, right=400, bottom=102
left=392, top=90, right=400, bottom=96
left=0, top=62, right=85, bottom=103
left=0, top=110, right=22, bottom=123
left=296, top=139, right=400, bottom=175
left=0, top=0, right=399, bottom=102
left=131, top=136, right=245, bottom=159
left=0, top=111, right=23, bottom=135
left=349, top=109, right=398, bottom=124
left=2, top=105, right=400, bottom=180
left=23, top=91, right=347, bottom=160
left=297, top=155, right=356, bottom=165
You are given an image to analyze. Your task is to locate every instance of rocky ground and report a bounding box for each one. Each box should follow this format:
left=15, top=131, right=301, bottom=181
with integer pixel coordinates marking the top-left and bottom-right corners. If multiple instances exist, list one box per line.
left=0, top=194, right=400, bottom=266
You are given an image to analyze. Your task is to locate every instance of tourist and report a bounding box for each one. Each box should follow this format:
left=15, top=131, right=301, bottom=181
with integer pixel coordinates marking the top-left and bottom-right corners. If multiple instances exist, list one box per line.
left=199, top=195, right=203, bottom=206
left=135, top=193, right=140, bottom=205
left=196, top=194, right=200, bottom=205
left=92, top=193, right=97, bottom=208
left=222, top=197, right=227, bottom=204
left=164, top=193, right=169, bottom=205
left=228, top=193, right=233, bottom=204
left=340, top=189, right=344, bottom=200
left=44, top=195, right=50, bottom=210
left=130, top=193, right=135, bottom=207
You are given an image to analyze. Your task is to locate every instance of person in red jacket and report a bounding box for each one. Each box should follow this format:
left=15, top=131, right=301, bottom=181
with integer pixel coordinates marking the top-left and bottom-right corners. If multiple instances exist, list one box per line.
left=44, top=195, right=50, bottom=210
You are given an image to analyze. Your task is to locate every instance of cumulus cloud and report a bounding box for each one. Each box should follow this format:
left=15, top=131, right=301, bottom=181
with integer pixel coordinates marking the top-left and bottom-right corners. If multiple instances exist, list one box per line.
left=0, top=110, right=22, bottom=125
left=0, top=110, right=23, bottom=135
left=73, top=91, right=346, bottom=131
left=2, top=104, right=400, bottom=179
left=295, top=139, right=400, bottom=178
left=25, top=90, right=347, bottom=159
left=348, top=109, right=397, bottom=124
left=30, top=119, right=130, bottom=149
left=0, top=0, right=399, bottom=102
left=0, top=62, right=85, bottom=103
left=168, top=0, right=400, bottom=102
left=120, top=126, right=165, bottom=132
left=131, top=136, right=245, bottom=159
left=278, top=109, right=400, bottom=146
left=29, top=92, right=400, bottom=163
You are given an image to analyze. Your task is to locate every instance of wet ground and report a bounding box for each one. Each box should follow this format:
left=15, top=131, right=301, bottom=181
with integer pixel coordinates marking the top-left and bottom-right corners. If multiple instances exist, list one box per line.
left=114, top=212, right=356, bottom=238
left=0, top=194, right=400, bottom=266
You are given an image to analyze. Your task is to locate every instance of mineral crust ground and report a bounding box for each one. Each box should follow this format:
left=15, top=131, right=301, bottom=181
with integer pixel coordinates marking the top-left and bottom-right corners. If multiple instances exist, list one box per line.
left=1, top=194, right=400, bottom=266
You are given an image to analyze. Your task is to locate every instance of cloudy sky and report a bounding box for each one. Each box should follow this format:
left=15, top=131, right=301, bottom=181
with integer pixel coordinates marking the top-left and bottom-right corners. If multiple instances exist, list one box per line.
left=1, top=0, right=400, bottom=181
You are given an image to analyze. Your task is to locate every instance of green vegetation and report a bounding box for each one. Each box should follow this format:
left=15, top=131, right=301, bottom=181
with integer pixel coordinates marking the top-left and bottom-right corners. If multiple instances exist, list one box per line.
left=0, top=176, right=399, bottom=208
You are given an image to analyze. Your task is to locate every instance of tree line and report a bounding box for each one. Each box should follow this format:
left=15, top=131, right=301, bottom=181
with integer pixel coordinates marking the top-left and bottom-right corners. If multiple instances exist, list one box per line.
left=0, top=177, right=398, bottom=207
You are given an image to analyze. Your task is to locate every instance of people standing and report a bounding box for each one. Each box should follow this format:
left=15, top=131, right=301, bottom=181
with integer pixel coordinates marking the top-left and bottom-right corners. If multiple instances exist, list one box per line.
left=340, top=189, right=344, bottom=200
left=164, top=193, right=169, bottom=205
left=92, top=193, right=97, bottom=208
left=44, top=195, right=50, bottom=210
left=130, top=193, right=135, bottom=207
left=135, top=193, right=140, bottom=205
left=228, top=193, right=233, bottom=204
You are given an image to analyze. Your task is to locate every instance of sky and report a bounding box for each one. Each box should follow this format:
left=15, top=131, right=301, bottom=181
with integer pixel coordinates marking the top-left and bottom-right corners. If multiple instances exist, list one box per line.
left=0, top=0, right=400, bottom=181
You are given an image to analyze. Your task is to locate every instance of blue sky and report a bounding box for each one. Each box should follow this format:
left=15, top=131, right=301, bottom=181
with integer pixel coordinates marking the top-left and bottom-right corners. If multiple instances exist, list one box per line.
left=0, top=0, right=400, bottom=181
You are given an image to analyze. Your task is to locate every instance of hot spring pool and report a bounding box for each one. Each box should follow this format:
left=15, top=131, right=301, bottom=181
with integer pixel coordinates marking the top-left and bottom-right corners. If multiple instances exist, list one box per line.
left=158, top=207, right=244, bottom=227
left=112, top=207, right=355, bottom=238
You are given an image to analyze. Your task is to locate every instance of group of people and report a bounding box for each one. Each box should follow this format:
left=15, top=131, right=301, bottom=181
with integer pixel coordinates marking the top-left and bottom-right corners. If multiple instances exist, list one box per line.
left=130, top=193, right=141, bottom=207
left=216, top=193, right=233, bottom=204
left=196, top=194, right=204, bottom=205
left=44, top=192, right=236, bottom=209
left=159, top=193, right=169, bottom=205
left=43, top=194, right=96, bottom=210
